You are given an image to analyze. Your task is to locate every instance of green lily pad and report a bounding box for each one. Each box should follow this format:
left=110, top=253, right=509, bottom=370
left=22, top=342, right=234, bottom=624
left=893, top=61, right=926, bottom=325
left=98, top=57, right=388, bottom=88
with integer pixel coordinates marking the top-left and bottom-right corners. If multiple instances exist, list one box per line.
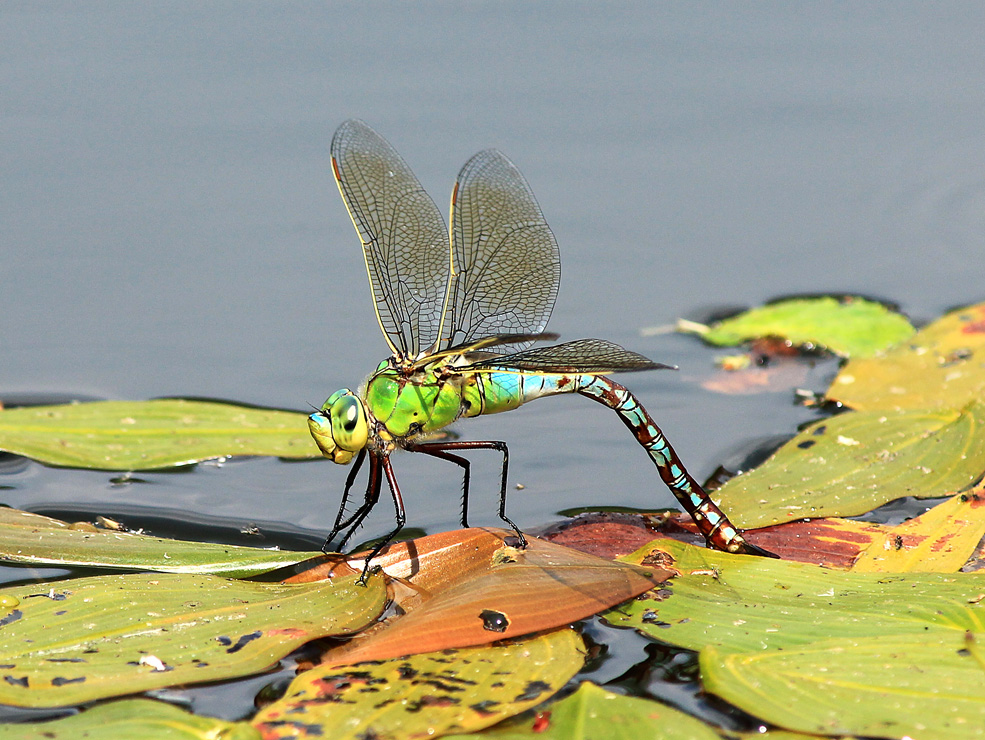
left=251, top=628, right=586, bottom=739
left=713, top=400, right=985, bottom=529
left=447, top=681, right=723, bottom=740
left=0, top=507, right=323, bottom=577
left=680, top=296, right=914, bottom=358
left=0, top=399, right=318, bottom=470
left=831, top=300, right=985, bottom=411
left=607, top=539, right=985, bottom=738
left=0, top=570, right=385, bottom=707
left=0, top=698, right=260, bottom=740
left=702, top=634, right=985, bottom=740
left=605, top=539, right=985, bottom=654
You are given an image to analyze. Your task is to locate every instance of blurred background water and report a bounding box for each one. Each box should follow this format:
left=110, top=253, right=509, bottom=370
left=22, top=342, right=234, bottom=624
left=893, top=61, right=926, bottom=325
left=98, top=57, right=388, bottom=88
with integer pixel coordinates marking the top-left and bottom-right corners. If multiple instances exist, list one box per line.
left=2, top=2, right=984, bottom=718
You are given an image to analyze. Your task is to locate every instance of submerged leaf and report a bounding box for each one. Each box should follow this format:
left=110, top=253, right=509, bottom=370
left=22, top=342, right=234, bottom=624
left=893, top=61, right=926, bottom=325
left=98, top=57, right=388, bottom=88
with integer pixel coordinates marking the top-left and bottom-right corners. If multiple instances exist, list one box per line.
left=681, top=296, right=914, bottom=358
left=0, top=399, right=317, bottom=470
left=252, top=628, right=585, bottom=740
left=831, top=300, right=985, bottom=411
left=0, top=507, right=323, bottom=576
left=0, top=698, right=260, bottom=739
left=0, top=570, right=384, bottom=707
left=714, top=401, right=985, bottom=529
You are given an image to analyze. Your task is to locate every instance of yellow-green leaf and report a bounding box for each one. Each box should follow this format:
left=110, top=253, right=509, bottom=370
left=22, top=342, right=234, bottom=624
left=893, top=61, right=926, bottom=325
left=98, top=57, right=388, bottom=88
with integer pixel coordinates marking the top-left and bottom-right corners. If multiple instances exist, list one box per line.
left=0, top=507, right=323, bottom=577
left=831, top=301, right=985, bottom=411
left=851, top=487, right=985, bottom=573
left=251, top=628, right=586, bottom=740
left=448, top=681, right=723, bottom=740
left=714, top=401, right=985, bottom=529
left=605, top=539, right=985, bottom=654
left=680, top=296, right=914, bottom=358
left=702, top=633, right=985, bottom=740
left=0, top=571, right=385, bottom=707
left=0, top=698, right=259, bottom=740
left=0, top=399, right=318, bottom=470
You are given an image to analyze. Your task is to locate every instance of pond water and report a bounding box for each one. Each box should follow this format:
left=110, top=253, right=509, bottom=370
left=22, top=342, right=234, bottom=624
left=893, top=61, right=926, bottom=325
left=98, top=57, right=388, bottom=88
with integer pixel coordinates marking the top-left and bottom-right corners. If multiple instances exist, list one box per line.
left=2, top=1, right=984, bottom=727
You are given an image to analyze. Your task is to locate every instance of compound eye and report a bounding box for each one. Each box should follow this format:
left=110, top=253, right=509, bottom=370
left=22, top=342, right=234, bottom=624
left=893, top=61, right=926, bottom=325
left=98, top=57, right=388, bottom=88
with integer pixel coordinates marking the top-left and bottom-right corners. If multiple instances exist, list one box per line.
left=331, top=394, right=367, bottom=452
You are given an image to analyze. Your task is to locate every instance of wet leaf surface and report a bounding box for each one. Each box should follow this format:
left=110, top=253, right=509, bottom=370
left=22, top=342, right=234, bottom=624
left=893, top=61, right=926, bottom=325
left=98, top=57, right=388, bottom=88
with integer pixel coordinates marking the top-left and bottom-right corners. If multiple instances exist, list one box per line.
left=680, top=296, right=914, bottom=358
left=251, top=628, right=585, bottom=740
left=0, top=507, right=323, bottom=577
left=0, top=570, right=385, bottom=707
left=0, top=698, right=260, bottom=739
left=605, top=539, right=985, bottom=654
left=444, top=680, right=723, bottom=739
left=713, top=401, right=985, bottom=529
left=830, top=301, right=985, bottom=412
left=702, top=633, right=985, bottom=740
left=851, top=486, right=985, bottom=573
left=0, top=399, right=317, bottom=470
left=294, top=528, right=663, bottom=666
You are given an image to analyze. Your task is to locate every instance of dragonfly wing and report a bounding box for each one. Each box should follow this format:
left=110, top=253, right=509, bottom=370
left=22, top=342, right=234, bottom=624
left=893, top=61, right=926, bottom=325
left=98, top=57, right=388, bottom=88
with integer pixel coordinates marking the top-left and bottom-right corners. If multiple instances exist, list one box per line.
left=442, top=149, right=561, bottom=351
left=331, top=120, right=449, bottom=359
left=465, top=339, right=674, bottom=374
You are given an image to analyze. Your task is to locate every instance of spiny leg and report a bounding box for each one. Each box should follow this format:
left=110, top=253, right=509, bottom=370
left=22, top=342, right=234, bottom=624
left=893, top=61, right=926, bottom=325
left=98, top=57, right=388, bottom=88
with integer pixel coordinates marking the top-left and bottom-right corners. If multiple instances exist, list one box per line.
left=578, top=376, right=776, bottom=558
left=408, top=439, right=525, bottom=547
left=322, top=448, right=367, bottom=549
left=337, top=452, right=383, bottom=552
left=358, top=456, right=407, bottom=584
left=405, top=441, right=473, bottom=527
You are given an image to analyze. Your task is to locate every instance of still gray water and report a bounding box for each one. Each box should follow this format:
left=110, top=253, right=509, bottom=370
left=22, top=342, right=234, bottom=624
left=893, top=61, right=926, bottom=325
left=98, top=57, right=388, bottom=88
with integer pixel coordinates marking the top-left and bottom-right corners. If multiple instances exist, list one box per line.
left=2, top=3, right=985, bottom=717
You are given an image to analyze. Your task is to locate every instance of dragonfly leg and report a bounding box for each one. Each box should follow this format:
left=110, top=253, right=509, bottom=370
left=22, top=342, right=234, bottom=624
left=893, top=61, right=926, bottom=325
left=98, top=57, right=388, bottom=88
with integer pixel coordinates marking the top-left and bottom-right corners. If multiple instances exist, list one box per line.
left=577, top=377, right=776, bottom=558
left=405, top=441, right=472, bottom=527
left=322, top=448, right=367, bottom=550
left=407, top=440, right=525, bottom=547
left=357, top=456, right=407, bottom=584
left=337, top=452, right=383, bottom=552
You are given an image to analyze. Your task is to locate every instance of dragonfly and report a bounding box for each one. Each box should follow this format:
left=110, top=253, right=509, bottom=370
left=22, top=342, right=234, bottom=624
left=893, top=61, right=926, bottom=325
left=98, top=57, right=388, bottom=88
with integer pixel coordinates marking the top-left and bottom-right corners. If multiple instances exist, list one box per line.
left=309, top=119, right=774, bottom=580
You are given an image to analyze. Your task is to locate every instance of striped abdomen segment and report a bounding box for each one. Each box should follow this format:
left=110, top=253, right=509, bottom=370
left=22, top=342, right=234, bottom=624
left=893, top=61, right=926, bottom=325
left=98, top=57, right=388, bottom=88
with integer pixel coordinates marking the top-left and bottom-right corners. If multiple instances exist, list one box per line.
left=574, top=375, right=763, bottom=555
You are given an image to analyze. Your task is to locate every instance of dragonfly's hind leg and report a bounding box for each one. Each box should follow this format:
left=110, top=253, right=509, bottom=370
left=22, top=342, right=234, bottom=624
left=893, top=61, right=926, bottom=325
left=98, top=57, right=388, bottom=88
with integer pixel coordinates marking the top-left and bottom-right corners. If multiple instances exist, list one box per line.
left=408, top=440, right=526, bottom=547
left=405, top=441, right=473, bottom=527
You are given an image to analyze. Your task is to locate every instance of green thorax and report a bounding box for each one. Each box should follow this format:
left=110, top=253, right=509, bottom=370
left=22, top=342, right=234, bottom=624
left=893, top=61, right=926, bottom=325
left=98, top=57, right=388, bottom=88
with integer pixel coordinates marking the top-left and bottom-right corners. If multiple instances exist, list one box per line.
left=362, top=357, right=527, bottom=439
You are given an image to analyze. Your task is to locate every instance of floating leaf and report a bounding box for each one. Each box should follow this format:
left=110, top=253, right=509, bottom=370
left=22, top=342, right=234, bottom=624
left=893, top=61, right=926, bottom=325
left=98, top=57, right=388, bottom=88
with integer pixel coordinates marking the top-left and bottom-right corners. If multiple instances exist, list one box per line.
left=0, top=399, right=318, bottom=470
left=0, top=570, right=384, bottom=707
left=851, top=487, right=985, bottom=573
left=605, top=539, right=985, bottom=654
left=289, top=527, right=662, bottom=666
left=447, top=681, right=723, bottom=740
left=680, top=297, right=914, bottom=358
left=831, top=301, right=985, bottom=411
left=702, top=633, right=985, bottom=740
left=0, top=698, right=259, bottom=739
left=0, top=507, right=323, bottom=577
left=251, top=628, right=585, bottom=740
left=713, top=401, right=985, bottom=529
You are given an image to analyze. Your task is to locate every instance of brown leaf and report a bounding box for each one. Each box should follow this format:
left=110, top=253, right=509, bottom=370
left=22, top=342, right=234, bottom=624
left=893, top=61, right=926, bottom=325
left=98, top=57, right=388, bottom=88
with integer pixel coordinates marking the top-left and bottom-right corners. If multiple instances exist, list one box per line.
left=306, top=528, right=662, bottom=666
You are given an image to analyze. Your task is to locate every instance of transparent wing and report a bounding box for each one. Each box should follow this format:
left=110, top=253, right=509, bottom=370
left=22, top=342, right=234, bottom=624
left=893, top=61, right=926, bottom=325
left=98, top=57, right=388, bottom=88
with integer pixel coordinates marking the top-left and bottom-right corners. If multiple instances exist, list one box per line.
left=440, top=149, right=561, bottom=352
left=464, top=339, right=674, bottom=374
left=331, top=119, right=449, bottom=359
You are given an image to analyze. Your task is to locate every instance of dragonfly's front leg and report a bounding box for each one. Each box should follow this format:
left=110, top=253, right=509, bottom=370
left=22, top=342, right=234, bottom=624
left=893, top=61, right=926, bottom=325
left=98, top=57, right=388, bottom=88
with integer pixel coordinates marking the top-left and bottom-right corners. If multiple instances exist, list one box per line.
left=408, top=440, right=525, bottom=548
left=336, top=452, right=383, bottom=552
left=322, top=448, right=367, bottom=549
left=357, top=456, right=407, bottom=584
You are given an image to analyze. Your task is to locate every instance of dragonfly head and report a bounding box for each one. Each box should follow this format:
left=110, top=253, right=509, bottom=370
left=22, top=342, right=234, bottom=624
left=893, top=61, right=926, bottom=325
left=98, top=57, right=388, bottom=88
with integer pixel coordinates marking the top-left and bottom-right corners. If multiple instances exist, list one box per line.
left=307, top=389, right=368, bottom=465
